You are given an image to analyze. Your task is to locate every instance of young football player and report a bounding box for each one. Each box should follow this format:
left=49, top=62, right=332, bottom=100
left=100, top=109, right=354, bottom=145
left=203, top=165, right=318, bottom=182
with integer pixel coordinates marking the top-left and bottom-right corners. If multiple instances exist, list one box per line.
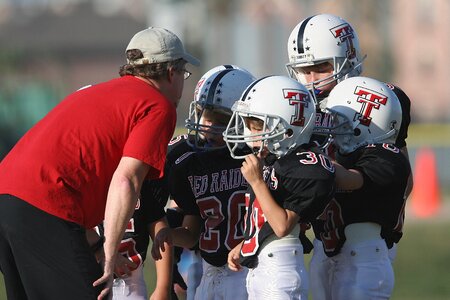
left=151, top=66, right=256, bottom=300
left=317, top=76, right=411, bottom=299
left=224, top=75, right=335, bottom=299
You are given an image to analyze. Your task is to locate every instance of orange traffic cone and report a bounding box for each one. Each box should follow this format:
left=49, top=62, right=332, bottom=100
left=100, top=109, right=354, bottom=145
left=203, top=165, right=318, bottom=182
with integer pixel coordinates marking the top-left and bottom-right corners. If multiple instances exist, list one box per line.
left=410, top=148, right=441, bottom=218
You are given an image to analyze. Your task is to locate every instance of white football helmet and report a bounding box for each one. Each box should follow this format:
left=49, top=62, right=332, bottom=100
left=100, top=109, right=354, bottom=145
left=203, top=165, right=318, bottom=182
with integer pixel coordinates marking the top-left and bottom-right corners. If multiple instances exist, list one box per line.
left=321, top=76, right=402, bottom=154
left=223, top=75, right=315, bottom=158
left=286, top=14, right=364, bottom=102
left=186, top=65, right=256, bottom=149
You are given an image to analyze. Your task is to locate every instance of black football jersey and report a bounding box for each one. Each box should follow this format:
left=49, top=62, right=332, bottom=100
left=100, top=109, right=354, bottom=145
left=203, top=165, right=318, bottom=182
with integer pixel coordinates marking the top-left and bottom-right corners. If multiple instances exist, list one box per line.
left=139, top=134, right=197, bottom=221
left=307, top=108, right=336, bottom=243
left=128, top=134, right=195, bottom=234
left=310, top=109, right=335, bottom=157
left=152, top=134, right=196, bottom=204
left=96, top=197, right=158, bottom=271
left=239, top=145, right=335, bottom=268
left=169, top=147, right=249, bottom=267
left=319, top=143, right=411, bottom=257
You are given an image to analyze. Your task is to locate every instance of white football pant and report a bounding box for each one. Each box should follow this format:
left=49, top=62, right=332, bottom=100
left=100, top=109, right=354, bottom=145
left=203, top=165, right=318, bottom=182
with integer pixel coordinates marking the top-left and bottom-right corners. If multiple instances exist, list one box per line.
left=194, top=259, right=248, bottom=300
left=246, top=242, right=308, bottom=300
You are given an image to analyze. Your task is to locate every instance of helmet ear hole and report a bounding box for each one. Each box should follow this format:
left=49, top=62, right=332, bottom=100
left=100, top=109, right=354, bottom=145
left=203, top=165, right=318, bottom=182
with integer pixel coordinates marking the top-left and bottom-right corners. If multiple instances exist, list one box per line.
left=353, top=128, right=361, bottom=136
left=285, top=128, right=294, bottom=137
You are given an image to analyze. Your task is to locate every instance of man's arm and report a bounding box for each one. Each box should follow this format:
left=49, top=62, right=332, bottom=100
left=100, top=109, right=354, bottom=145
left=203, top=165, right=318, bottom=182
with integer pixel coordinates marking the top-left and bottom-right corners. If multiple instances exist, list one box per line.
left=94, top=156, right=150, bottom=299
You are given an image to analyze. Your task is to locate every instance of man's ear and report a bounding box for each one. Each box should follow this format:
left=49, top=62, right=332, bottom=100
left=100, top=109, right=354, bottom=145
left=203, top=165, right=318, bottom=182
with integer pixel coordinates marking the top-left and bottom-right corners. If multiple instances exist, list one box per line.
left=167, top=67, right=175, bottom=83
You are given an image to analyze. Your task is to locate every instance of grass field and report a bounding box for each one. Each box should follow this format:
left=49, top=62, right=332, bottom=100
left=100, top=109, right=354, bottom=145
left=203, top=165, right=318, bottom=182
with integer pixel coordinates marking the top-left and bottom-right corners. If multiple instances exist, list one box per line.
left=390, top=219, right=450, bottom=300
left=2, top=216, right=449, bottom=299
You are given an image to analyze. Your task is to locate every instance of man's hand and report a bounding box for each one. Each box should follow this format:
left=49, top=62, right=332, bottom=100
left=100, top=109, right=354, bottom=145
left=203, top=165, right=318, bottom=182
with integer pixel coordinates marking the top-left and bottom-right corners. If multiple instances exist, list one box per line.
left=114, top=255, right=138, bottom=277
left=93, top=257, right=114, bottom=300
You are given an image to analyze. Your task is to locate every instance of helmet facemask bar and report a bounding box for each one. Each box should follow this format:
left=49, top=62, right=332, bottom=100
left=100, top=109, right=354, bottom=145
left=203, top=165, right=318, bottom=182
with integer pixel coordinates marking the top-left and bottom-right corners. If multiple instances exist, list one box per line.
left=315, top=110, right=352, bottom=136
left=286, top=55, right=365, bottom=106
left=325, top=108, right=398, bottom=154
left=223, top=110, right=285, bottom=159
left=185, top=100, right=229, bottom=150
left=295, top=56, right=361, bottom=83
left=321, top=109, right=356, bottom=154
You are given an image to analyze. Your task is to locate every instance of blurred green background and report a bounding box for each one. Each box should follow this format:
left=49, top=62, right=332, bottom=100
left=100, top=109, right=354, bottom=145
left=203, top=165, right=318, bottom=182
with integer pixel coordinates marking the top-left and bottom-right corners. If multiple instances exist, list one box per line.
left=1, top=0, right=450, bottom=299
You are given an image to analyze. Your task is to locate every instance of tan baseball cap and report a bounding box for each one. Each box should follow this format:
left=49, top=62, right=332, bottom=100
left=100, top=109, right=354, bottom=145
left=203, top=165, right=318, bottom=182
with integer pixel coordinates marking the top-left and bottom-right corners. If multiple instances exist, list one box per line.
left=126, top=27, right=200, bottom=66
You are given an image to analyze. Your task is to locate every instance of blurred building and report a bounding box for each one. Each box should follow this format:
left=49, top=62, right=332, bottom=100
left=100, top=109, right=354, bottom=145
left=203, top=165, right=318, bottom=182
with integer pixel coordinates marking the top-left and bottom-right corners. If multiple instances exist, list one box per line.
left=0, top=0, right=148, bottom=156
left=392, top=0, right=450, bottom=122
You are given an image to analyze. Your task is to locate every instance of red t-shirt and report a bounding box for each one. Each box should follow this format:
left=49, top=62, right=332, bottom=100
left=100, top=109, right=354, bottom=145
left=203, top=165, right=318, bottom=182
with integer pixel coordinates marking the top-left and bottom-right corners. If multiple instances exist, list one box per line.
left=0, top=76, right=176, bottom=228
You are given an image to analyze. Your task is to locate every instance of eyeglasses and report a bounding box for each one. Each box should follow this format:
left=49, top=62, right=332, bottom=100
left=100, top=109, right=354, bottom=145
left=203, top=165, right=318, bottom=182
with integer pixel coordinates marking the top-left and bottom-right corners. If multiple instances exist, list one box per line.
left=183, top=69, right=192, bottom=80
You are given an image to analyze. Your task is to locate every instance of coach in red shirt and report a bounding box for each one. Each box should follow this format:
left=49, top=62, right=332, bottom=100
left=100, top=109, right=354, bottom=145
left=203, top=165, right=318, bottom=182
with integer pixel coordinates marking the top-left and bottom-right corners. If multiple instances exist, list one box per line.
left=0, top=27, right=199, bottom=300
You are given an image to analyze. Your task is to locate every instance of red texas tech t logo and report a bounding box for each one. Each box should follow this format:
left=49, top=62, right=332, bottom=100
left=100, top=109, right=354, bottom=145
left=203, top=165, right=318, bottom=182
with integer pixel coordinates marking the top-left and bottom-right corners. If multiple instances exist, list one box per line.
left=283, top=89, right=310, bottom=126
left=193, top=78, right=205, bottom=100
left=354, top=86, right=388, bottom=126
left=331, top=23, right=356, bottom=59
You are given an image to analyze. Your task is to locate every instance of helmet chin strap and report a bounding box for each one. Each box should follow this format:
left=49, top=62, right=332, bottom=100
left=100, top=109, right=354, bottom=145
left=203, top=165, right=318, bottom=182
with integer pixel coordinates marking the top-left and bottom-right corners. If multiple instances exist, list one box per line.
left=309, top=82, right=332, bottom=108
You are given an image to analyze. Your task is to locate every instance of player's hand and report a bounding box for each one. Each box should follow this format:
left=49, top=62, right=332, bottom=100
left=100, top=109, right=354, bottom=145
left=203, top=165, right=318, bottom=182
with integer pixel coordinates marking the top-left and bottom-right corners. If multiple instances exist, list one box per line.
left=227, top=243, right=243, bottom=272
left=241, top=154, right=264, bottom=186
left=151, top=227, right=173, bottom=260
left=93, top=258, right=114, bottom=300
left=114, top=255, right=137, bottom=277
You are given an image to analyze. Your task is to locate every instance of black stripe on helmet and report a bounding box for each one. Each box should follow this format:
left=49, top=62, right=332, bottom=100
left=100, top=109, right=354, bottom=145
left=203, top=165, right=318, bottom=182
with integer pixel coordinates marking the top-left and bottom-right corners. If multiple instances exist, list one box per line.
left=223, top=64, right=234, bottom=69
left=206, top=69, right=234, bottom=105
left=297, top=15, right=315, bottom=54
left=240, top=75, right=274, bottom=102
